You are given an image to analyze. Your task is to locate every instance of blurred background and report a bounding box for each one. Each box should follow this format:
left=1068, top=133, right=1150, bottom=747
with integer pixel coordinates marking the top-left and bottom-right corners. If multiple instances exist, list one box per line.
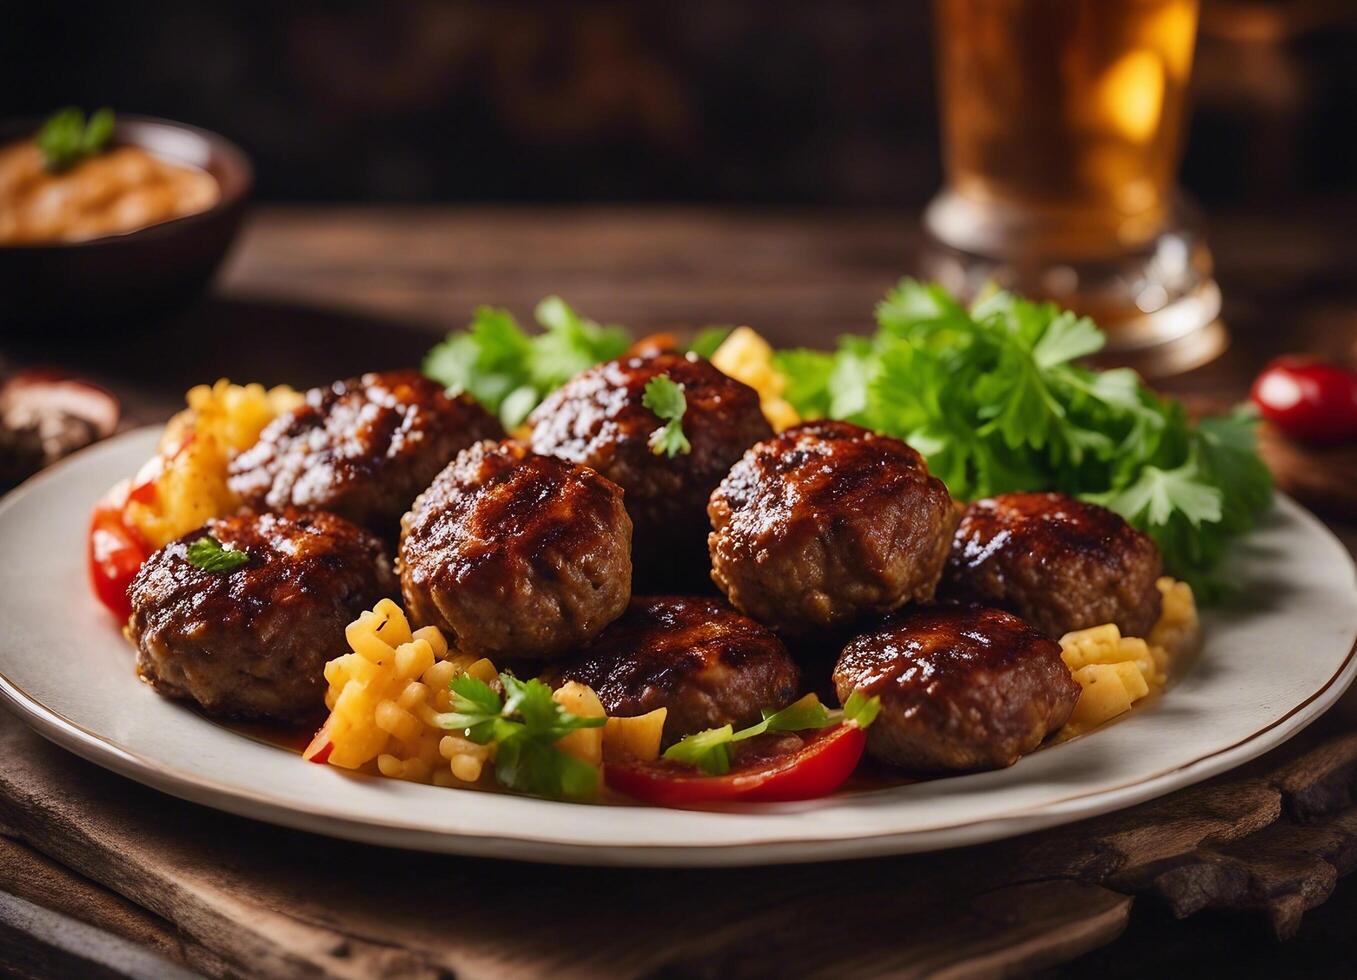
left=4, top=0, right=1354, bottom=210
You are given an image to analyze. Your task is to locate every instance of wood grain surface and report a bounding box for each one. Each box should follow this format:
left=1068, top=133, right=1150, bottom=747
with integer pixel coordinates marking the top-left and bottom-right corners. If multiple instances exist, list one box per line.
left=2, top=204, right=1357, bottom=978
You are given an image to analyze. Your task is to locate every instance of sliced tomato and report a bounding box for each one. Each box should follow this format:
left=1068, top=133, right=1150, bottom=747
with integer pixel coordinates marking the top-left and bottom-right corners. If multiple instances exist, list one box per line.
left=303, top=715, right=337, bottom=764
left=605, top=723, right=867, bottom=805
left=1251, top=356, right=1357, bottom=444
left=87, top=479, right=151, bottom=622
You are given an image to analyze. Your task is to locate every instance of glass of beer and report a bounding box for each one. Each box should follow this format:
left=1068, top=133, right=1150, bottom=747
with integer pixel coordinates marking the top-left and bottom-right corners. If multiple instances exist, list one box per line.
left=923, top=0, right=1223, bottom=373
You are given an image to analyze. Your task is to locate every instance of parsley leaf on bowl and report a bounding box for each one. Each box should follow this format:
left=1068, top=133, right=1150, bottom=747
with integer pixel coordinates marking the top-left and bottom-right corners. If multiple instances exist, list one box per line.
left=38, top=107, right=115, bottom=173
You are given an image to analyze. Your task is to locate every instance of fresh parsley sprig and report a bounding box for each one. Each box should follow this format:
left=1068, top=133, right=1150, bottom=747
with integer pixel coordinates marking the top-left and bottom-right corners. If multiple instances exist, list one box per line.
left=185, top=535, right=251, bottom=573
left=423, top=297, right=629, bottom=429
left=37, top=107, right=115, bottom=173
left=642, top=374, right=691, bottom=457
left=663, top=692, right=880, bottom=776
left=773, top=279, right=1272, bottom=593
left=435, top=672, right=606, bottom=800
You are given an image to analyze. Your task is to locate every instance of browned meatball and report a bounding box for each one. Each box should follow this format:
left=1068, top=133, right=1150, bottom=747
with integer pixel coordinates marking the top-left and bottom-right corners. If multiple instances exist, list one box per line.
left=228, top=370, right=502, bottom=538
left=943, top=492, right=1163, bottom=638
left=552, top=596, right=800, bottom=744
left=708, top=421, right=957, bottom=634
left=833, top=605, right=1080, bottom=771
left=398, top=440, right=631, bottom=661
left=528, top=352, right=772, bottom=586
left=128, top=510, right=396, bottom=723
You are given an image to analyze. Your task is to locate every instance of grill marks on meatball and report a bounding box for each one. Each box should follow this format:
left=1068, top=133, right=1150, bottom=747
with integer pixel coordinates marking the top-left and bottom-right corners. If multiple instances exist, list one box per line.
left=127, top=510, right=396, bottom=723
left=553, top=596, right=800, bottom=744
left=833, top=605, right=1080, bottom=772
left=944, top=492, right=1163, bottom=638
left=708, top=421, right=957, bottom=634
left=528, top=352, right=772, bottom=586
left=398, top=440, right=632, bottom=661
left=228, top=370, right=503, bottom=537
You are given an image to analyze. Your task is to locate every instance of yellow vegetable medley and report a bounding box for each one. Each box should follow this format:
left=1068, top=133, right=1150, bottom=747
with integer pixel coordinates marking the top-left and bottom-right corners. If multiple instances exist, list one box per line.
left=308, top=599, right=667, bottom=790
left=124, top=380, right=301, bottom=548
left=1058, top=577, right=1199, bottom=735
left=710, top=326, right=800, bottom=432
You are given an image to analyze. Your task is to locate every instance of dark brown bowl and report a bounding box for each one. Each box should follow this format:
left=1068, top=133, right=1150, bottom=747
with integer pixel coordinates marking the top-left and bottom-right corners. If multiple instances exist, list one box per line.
left=0, top=115, right=252, bottom=330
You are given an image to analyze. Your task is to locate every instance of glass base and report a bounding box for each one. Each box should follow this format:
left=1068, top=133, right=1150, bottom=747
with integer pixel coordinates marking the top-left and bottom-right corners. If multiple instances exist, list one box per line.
left=920, top=192, right=1227, bottom=378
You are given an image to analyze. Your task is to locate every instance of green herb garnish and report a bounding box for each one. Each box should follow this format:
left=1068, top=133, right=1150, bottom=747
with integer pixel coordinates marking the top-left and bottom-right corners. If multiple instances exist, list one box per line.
left=687, top=326, right=734, bottom=359
left=773, top=280, right=1272, bottom=593
left=642, top=374, right=691, bottom=458
left=662, top=692, right=879, bottom=775
left=185, top=535, right=251, bottom=573
left=435, top=672, right=607, bottom=800
left=37, top=107, right=115, bottom=173
left=421, top=283, right=1272, bottom=593
left=423, top=297, right=629, bottom=429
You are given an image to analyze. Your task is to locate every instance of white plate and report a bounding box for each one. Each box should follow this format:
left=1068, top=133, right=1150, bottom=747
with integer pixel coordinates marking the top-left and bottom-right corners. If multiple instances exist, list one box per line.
left=1, top=427, right=1355, bottom=867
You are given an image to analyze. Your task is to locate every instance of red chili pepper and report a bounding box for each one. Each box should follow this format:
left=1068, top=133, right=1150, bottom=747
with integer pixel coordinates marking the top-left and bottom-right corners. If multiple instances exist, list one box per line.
left=87, top=479, right=151, bottom=622
left=1250, top=356, right=1357, bottom=444
left=604, top=722, right=868, bottom=805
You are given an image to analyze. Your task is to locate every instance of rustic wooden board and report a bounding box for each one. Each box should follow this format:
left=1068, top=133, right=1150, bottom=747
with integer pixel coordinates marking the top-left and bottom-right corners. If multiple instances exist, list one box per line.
left=2, top=698, right=1356, bottom=980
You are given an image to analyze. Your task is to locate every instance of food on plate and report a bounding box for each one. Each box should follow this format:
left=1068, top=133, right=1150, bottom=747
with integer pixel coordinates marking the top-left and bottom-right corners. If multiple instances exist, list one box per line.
left=229, top=370, right=502, bottom=539
left=398, top=439, right=632, bottom=661
left=708, top=420, right=956, bottom=634
left=529, top=350, right=772, bottom=584
left=88, top=380, right=302, bottom=620
left=88, top=281, right=1260, bottom=808
left=306, top=597, right=660, bottom=798
left=605, top=692, right=880, bottom=804
left=0, top=108, right=219, bottom=245
left=423, top=297, right=630, bottom=429
left=708, top=326, right=800, bottom=432
left=833, top=605, right=1081, bottom=771
left=127, top=510, right=396, bottom=723
left=943, top=491, right=1163, bottom=638
left=1056, top=576, right=1199, bottom=731
left=549, top=595, right=801, bottom=744
left=128, top=380, right=303, bottom=549
left=768, top=281, right=1271, bottom=588
left=1250, top=356, right=1357, bottom=445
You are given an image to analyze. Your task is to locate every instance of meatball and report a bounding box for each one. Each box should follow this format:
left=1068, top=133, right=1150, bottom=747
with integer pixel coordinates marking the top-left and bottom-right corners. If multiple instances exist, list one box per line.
left=943, top=492, right=1163, bottom=638
left=552, top=596, right=800, bottom=744
left=528, top=352, right=772, bottom=586
left=708, top=421, right=957, bottom=634
left=833, top=605, right=1080, bottom=771
left=127, top=510, right=396, bottom=723
left=228, top=370, right=502, bottom=538
left=398, top=440, right=631, bottom=661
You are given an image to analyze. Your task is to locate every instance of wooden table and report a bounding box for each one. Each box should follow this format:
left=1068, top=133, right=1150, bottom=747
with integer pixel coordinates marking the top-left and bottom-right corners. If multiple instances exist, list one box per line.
left=3, top=205, right=1357, bottom=978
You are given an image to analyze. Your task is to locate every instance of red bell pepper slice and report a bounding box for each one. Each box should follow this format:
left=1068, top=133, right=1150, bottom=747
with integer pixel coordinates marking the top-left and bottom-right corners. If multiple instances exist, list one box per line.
left=605, top=721, right=868, bottom=806
left=87, top=479, right=152, bottom=622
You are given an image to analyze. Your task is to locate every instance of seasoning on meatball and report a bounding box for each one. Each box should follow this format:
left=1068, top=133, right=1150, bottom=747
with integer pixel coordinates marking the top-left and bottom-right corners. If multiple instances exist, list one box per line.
left=833, top=605, right=1080, bottom=772
left=398, top=440, right=632, bottom=661
left=228, top=370, right=503, bottom=538
left=551, top=596, right=800, bottom=744
left=708, top=420, right=957, bottom=634
left=528, top=351, right=772, bottom=586
left=128, top=510, right=396, bottom=724
left=943, top=491, right=1163, bottom=638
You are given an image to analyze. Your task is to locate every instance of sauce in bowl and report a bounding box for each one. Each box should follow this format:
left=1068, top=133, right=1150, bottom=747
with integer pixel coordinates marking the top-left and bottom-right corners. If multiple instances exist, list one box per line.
left=0, top=139, right=220, bottom=245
